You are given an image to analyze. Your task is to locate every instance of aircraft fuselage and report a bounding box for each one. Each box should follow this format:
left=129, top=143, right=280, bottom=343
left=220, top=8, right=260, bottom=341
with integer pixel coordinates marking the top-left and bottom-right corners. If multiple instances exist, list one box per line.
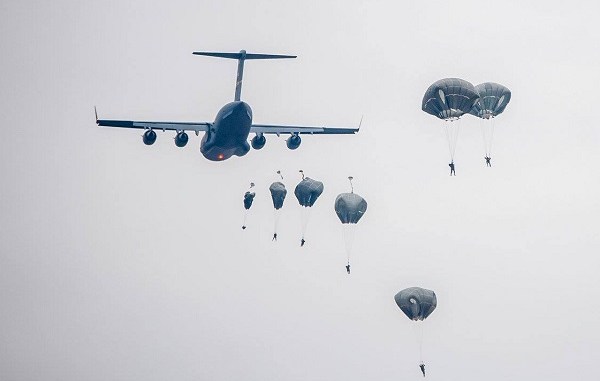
left=200, top=101, right=253, bottom=161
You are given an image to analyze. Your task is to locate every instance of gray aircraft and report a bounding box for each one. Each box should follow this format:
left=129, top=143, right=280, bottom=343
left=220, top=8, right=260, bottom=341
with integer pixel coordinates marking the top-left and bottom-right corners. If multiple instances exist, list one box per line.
left=96, top=50, right=359, bottom=161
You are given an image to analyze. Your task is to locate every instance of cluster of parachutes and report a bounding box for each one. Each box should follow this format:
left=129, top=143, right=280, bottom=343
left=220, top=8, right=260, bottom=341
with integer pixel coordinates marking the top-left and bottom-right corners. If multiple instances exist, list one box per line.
left=422, top=78, right=511, bottom=168
left=241, top=171, right=368, bottom=274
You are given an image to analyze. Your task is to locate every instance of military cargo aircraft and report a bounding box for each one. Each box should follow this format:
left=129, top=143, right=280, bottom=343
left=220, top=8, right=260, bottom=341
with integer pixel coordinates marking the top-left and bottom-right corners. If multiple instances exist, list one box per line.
left=96, top=50, right=359, bottom=161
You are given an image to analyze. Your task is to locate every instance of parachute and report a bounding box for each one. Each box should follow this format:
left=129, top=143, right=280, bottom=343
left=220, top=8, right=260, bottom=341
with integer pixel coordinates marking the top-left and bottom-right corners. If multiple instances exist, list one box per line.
left=241, top=183, right=255, bottom=230
left=469, top=82, right=511, bottom=163
left=422, top=78, right=479, bottom=163
left=269, top=171, right=287, bottom=241
left=270, top=182, right=287, bottom=209
left=394, top=287, right=437, bottom=376
left=334, top=177, right=367, bottom=273
left=243, top=191, right=255, bottom=210
left=394, top=287, right=437, bottom=321
left=294, top=170, right=324, bottom=246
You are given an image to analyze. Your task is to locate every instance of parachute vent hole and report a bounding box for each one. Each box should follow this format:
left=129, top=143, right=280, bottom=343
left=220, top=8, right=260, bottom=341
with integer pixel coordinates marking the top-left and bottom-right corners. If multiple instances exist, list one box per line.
left=410, top=298, right=417, bottom=304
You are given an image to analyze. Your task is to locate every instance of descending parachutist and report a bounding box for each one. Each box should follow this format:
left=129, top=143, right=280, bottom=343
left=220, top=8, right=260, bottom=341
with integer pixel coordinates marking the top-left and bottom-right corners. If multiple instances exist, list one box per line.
left=395, top=287, right=437, bottom=379
left=242, top=183, right=255, bottom=230
left=335, top=179, right=367, bottom=274
left=295, top=174, right=323, bottom=248
left=270, top=177, right=287, bottom=242
left=471, top=82, right=511, bottom=165
left=449, top=161, right=456, bottom=176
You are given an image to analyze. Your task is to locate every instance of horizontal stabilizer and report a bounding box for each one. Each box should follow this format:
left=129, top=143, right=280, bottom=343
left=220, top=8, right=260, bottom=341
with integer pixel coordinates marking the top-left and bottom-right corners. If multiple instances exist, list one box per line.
left=193, top=50, right=296, bottom=60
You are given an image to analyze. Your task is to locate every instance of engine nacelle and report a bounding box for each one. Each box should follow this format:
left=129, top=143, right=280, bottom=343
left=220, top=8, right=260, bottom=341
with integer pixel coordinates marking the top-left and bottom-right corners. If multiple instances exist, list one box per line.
left=175, top=131, right=189, bottom=147
left=251, top=134, right=266, bottom=150
left=143, top=129, right=157, bottom=145
left=286, top=134, right=301, bottom=150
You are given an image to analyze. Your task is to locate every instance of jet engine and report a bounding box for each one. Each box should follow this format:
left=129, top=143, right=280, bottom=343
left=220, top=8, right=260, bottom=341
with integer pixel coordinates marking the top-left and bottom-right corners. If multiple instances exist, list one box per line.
left=286, top=134, right=301, bottom=150
left=175, top=131, right=189, bottom=147
left=143, top=129, right=157, bottom=145
left=251, top=134, right=266, bottom=150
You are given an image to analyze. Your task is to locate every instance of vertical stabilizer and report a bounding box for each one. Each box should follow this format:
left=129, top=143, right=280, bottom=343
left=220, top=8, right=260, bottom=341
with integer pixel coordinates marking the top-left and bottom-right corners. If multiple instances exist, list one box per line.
left=192, top=50, right=297, bottom=101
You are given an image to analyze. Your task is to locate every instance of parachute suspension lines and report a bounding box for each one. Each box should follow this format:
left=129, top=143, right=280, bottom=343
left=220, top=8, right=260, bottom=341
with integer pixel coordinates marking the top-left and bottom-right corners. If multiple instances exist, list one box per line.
left=342, top=223, right=357, bottom=265
left=300, top=205, right=312, bottom=244
left=273, top=208, right=282, bottom=240
left=443, top=118, right=461, bottom=162
left=479, top=117, right=496, bottom=158
left=242, top=212, right=248, bottom=230
left=418, top=321, right=424, bottom=364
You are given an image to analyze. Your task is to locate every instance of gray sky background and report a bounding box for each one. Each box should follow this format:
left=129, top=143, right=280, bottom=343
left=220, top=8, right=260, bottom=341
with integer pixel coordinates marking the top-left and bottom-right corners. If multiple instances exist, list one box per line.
left=1, top=1, right=600, bottom=380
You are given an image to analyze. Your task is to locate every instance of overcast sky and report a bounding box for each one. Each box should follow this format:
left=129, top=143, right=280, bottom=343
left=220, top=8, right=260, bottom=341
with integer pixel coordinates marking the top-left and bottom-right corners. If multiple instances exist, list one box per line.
left=1, top=1, right=600, bottom=380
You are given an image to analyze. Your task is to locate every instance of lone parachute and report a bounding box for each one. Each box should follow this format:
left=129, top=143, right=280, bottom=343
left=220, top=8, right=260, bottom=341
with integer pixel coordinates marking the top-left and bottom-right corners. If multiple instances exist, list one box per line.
left=395, top=287, right=437, bottom=321
left=294, top=170, right=324, bottom=246
left=334, top=177, right=367, bottom=274
left=394, top=287, right=437, bottom=377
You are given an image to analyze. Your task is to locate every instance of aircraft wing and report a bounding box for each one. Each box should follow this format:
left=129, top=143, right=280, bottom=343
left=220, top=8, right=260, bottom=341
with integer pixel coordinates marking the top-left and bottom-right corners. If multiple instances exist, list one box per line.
left=96, top=118, right=211, bottom=133
left=250, top=124, right=359, bottom=135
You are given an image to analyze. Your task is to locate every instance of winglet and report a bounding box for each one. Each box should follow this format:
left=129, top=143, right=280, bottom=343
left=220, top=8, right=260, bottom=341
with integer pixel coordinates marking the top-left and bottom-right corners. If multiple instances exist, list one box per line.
left=358, top=115, right=363, bottom=131
left=94, top=106, right=98, bottom=123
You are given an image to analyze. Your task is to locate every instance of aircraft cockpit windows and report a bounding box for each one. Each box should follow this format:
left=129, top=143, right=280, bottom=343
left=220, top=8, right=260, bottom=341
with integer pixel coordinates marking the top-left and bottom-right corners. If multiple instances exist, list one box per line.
left=222, top=109, right=234, bottom=119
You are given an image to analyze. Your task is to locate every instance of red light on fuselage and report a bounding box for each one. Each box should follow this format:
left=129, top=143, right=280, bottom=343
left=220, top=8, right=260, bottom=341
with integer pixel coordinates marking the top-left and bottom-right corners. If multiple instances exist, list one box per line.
left=217, top=153, right=224, bottom=160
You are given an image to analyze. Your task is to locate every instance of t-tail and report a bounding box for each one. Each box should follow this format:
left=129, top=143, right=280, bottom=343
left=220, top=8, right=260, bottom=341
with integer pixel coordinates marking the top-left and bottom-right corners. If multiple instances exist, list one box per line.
left=192, top=50, right=297, bottom=101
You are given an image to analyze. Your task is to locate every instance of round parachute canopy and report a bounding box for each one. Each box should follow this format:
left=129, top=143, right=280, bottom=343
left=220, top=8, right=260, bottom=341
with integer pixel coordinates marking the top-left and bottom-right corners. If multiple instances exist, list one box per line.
left=422, top=78, right=479, bottom=120
left=294, top=177, right=324, bottom=207
left=469, top=82, right=511, bottom=119
left=334, top=193, right=367, bottom=224
left=394, top=287, right=437, bottom=321
left=243, top=191, right=255, bottom=210
left=269, top=182, right=287, bottom=210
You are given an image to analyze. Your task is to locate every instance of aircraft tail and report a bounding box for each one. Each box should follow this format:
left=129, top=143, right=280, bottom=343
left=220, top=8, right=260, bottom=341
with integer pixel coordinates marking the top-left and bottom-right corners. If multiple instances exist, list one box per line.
left=193, top=50, right=296, bottom=101
left=192, top=51, right=296, bottom=60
